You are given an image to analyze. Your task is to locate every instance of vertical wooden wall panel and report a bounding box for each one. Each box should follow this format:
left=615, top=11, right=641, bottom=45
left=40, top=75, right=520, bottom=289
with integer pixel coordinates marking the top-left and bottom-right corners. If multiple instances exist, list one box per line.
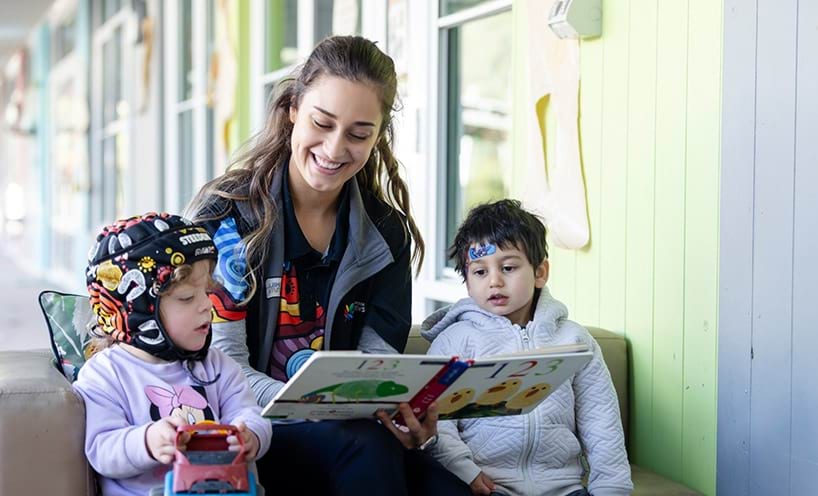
left=681, top=0, right=721, bottom=493
left=544, top=0, right=722, bottom=491
left=716, top=0, right=756, bottom=493
left=597, top=0, right=629, bottom=332
left=623, top=0, right=657, bottom=466
left=789, top=0, right=818, bottom=491
left=650, top=0, right=688, bottom=481
left=749, top=0, right=797, bottom=493
left=573, top=36, right=604, bottom=328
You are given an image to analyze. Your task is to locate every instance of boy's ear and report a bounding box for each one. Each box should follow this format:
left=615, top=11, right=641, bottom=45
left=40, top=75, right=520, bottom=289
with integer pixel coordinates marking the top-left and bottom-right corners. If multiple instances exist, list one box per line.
left=534, top=260, right=550, bottom=288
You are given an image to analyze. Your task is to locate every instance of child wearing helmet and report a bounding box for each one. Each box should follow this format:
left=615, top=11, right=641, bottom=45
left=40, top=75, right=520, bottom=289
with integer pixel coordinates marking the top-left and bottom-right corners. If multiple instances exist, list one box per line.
left=73, top=212, right=272, bottom=496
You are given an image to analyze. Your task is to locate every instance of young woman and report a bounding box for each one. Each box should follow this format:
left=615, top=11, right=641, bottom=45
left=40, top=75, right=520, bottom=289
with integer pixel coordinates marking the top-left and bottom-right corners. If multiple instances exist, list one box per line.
left=188, top=36, right=470, bottom=495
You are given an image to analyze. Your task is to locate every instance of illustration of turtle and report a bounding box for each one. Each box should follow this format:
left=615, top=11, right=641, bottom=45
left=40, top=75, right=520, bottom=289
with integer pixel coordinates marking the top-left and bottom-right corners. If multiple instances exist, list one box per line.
left=300, top=380, right=409, bottom=403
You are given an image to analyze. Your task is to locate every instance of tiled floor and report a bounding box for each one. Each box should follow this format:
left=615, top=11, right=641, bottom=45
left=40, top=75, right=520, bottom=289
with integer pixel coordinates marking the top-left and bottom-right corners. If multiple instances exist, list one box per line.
left=0, top=243, right=57, bottom=351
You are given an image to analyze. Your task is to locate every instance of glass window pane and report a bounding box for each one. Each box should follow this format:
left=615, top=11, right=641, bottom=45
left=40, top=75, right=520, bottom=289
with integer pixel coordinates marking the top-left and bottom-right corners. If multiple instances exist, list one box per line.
left=102, top=30, right=122, bottom=125
left=52, top=79, right=82, bottom=272
left=207, top=0, right=216, bottom=71
left=102, top=136, right=118, bottom=219
left=179, top=0, right=194, bottom=101
left=206, top=1, right=216, bottom=179
left=178, top=110, right=194, bottom=206
left=263, top=82, right=276, bottom=110
left=102, top=0, right=123, bottom=22
left=53, top=15, right=77, bottom=63
left=315, top=0, right=362, bottom=41
left=439, top=0, right=492, bottom=17
left=265, top=0, right=299, bottom=72
left=444, top=11, right=512, bottom=261
left=206, top=107, right=215, bottom=180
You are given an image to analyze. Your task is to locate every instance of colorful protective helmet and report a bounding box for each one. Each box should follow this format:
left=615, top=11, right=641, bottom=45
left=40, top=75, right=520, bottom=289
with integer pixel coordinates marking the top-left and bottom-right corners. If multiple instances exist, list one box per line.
left=86, top=212, right=218, bottom=361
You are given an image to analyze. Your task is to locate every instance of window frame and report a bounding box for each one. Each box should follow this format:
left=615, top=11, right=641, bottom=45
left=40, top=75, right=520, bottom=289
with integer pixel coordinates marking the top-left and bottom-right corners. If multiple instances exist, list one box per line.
left=47, top=0, right=85, bottom=282
left=90, top=2, right=134, bottom=226
left=163, top=0, right=216, bottom=213
left=249, top=0, right=387, bottom=134
left=411, top=0, right=512, bottom=316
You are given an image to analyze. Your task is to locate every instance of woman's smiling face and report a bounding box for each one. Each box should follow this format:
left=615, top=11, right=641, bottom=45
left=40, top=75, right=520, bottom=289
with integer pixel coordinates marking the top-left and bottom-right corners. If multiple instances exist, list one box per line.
left=288, top=76, right=383, bottom=197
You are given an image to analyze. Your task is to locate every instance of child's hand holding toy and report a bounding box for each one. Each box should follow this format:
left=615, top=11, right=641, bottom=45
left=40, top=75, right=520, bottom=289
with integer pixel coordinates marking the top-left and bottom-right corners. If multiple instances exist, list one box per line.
left=227, top=421, right=260, bottom=461
left=146, top=416, right=191, bottom=464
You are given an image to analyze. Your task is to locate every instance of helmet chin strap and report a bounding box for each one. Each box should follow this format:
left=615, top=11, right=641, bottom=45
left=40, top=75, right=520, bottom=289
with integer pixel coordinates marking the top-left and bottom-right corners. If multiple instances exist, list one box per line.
left=133, top=323, right=219, bottom=385
left=133, top=323, right=213, bottom=362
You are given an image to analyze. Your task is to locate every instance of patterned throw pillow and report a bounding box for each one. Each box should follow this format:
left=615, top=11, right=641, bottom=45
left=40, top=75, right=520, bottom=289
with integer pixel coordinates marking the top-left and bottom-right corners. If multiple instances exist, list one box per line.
left=38, top=291, right=96, bottom=382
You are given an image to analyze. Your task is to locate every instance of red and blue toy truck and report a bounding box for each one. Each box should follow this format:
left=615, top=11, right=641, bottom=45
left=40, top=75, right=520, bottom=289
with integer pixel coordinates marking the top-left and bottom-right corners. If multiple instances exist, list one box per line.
left=162, top=423, right=257, bottom=495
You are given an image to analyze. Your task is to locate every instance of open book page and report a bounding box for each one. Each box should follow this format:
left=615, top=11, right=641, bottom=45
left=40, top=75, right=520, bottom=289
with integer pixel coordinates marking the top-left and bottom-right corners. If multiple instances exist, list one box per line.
left=436, top=349, right=593, bottom=420
left=491, top=342, right=589, bottom=358
left=262, top=348, right=593, bottom=421
left=261, top=352, right=453, bottom=420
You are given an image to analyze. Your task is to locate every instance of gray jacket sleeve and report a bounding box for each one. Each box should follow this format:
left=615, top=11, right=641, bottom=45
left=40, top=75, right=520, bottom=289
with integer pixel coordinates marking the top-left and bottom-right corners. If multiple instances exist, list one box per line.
left=574, top=337, right=633, bottom=496
left=211, top=319, right=285, bottom=408
left=357, top=326, right=399, bottom=354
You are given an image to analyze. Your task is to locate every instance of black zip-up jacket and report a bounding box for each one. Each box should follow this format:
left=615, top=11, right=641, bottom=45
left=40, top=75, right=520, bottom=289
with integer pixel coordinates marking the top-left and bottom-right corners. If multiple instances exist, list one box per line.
left=197, top=164, right=412, bottom=407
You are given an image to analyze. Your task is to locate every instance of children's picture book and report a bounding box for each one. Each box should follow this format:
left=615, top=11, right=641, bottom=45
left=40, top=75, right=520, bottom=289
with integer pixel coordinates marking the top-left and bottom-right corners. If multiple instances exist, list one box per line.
left=261, top=344, right=593, bottom=421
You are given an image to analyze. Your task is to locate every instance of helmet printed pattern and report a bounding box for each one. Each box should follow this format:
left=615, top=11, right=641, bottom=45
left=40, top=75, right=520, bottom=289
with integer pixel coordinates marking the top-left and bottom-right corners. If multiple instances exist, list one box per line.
left=86, top=212, right=218, bottom=361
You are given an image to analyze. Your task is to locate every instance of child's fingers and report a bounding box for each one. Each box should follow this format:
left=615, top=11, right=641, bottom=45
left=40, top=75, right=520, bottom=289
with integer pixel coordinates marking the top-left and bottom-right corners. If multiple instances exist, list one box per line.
left=154, top=444, right=177, bottom=464
left=244, top=431, right=260, bottom=460
left=178, top=431, right=191, bottom=446
left=226, top=434, right=240, bottom=447
left=166, top=415, right=189, bottom=428
left=157, top=425, right=177, bottom=444
left=481, top=473, right=495, bottom=490
left=470, top=477, right=492, bottom=496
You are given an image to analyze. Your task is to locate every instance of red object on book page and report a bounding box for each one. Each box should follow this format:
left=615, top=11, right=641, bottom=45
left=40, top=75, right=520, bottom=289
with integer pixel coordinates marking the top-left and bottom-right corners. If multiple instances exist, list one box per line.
left=393, top=357, right=473, bottom=425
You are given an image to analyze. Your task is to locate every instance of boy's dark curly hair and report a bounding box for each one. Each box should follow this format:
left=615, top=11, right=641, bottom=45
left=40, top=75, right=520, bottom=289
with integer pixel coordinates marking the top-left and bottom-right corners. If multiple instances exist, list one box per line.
left=449, top=199, right=548, bottom=280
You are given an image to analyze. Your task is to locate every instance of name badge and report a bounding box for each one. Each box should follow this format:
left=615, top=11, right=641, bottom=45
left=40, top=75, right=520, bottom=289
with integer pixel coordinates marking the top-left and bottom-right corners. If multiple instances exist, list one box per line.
left=265, top=277, right=281, bottom=299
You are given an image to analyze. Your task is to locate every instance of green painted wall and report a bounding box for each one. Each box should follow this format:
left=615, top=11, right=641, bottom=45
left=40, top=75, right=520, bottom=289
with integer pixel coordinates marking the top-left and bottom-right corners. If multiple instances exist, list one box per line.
left=512, top=1, right=721, bottom=494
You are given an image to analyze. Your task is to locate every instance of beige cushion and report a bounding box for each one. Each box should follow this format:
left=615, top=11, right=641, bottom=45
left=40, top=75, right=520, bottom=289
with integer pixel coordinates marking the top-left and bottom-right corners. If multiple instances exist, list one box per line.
left=0, top=350, right=94, bottom=496
left=586, top=327, right=628, bottom=441
left=631, top=465, right=702, bottom=496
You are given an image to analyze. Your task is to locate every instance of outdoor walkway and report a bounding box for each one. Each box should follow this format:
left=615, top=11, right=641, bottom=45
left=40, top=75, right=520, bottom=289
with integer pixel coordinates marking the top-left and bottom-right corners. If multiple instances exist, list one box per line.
left=0, top=244, right=55, bottom=351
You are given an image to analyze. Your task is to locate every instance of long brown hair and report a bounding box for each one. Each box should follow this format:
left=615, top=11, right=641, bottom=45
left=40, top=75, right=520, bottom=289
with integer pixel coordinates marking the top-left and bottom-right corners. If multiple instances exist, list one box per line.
left=187, top=36, right=425, bottom=302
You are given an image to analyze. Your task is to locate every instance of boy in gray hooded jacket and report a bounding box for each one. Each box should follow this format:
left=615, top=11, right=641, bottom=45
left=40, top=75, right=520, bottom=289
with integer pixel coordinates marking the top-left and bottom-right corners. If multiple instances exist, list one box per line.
left=422, top=200, right=632, bottom=496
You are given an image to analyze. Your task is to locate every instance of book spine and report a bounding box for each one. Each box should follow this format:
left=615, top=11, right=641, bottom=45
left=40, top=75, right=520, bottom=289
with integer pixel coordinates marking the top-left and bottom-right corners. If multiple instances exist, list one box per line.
left=394, top=358, right=472, bottom=425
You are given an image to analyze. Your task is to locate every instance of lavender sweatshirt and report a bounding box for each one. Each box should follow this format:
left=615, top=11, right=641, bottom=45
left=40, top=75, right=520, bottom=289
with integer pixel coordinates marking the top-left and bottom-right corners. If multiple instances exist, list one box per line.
left=73, top=346, right=272, bottom=496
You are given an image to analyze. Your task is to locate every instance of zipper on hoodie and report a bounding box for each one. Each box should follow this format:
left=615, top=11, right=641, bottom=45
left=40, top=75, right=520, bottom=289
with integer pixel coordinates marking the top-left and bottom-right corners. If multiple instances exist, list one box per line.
left=515, top=322, right=536, bottom=483
left=515, top=324, right=531, bottom=349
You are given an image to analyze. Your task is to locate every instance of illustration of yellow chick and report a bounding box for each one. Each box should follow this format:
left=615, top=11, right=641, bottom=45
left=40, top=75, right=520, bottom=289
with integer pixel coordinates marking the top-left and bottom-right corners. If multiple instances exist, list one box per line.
left=505, top=383, right=553, bottom=410
left=437, top=387, right=475, bottom=415
left=475, top=379, right=523, bottom=406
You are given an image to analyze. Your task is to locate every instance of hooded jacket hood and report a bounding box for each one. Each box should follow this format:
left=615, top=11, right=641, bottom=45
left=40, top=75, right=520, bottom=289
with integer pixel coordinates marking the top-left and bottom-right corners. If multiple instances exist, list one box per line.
left=421, top=286, right=570, bottom=343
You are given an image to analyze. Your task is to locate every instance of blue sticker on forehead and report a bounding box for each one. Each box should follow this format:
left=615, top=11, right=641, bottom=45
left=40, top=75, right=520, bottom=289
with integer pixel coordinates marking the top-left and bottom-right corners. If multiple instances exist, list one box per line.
left=468, top=243, right=497, bottom=261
